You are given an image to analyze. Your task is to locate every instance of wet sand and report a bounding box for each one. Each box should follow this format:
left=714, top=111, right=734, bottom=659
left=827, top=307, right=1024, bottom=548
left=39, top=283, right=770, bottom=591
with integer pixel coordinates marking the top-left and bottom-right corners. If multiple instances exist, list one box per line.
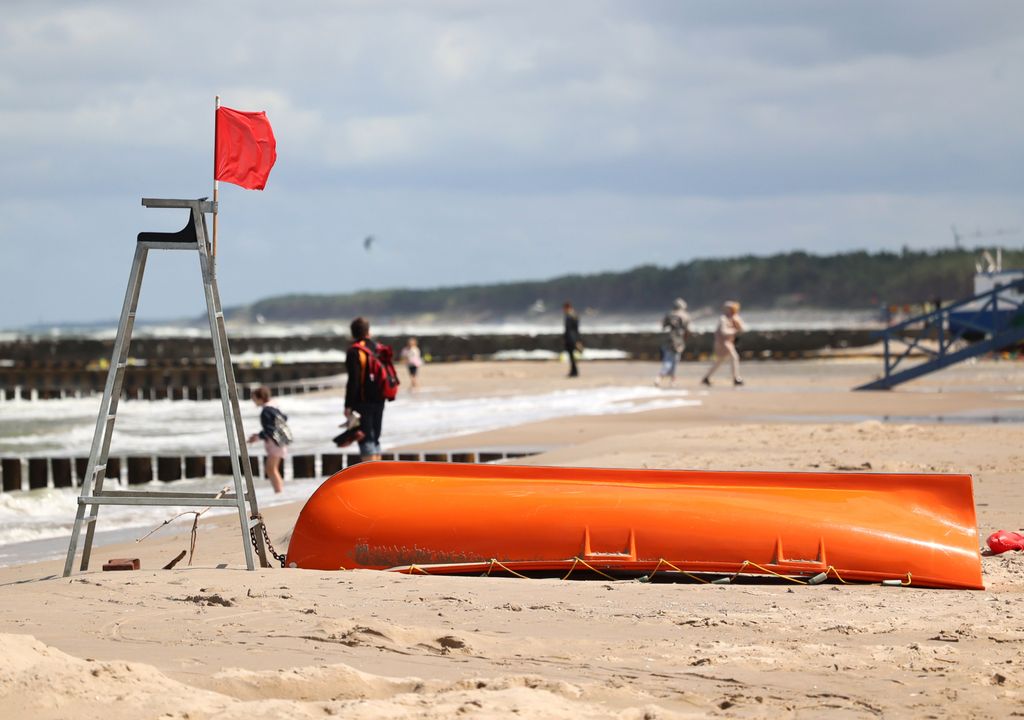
left=1, top=358, right=1022, bottom=718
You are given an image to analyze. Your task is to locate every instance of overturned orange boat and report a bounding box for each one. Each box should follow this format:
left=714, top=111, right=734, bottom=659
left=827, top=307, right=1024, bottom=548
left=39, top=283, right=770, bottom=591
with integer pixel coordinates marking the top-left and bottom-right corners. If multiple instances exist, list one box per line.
left=286, top=462, right=983, bottom=589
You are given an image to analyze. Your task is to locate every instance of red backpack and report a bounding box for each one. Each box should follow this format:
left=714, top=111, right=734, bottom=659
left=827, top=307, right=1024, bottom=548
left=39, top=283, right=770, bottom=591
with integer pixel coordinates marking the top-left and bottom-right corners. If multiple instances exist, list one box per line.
left=353, top=341, right=400, bottom=401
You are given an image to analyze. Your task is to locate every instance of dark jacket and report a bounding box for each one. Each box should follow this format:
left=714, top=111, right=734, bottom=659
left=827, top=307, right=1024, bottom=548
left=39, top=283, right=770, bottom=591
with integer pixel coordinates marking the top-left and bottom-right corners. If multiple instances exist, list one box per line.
left=258, top=405, right=286, bottom=444
left=346, top=338, right=385, bottom=407
left=563, top=311, right=581, bottom=349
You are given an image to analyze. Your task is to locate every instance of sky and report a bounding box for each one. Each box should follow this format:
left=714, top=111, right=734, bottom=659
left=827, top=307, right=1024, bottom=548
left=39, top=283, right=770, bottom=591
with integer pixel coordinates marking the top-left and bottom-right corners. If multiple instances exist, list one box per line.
left=1, top=1, right=1023, bottom=328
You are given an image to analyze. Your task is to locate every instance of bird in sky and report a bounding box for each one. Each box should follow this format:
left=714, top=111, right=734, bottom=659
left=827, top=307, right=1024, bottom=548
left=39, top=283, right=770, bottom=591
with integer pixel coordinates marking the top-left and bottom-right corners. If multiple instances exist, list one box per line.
left=363, top=235, right=375, bottom=251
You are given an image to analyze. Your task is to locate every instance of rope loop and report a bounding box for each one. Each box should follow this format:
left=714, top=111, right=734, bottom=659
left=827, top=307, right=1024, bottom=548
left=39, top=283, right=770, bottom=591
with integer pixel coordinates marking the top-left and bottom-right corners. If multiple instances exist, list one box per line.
left=650, top=558, right=712, bottom=584
left=561, top=557, right=617, bottom=581
left=485, top=558, right=532, bottom=580
left=742, top=560, right=808, bottom=585
left=825, top=565, right=849, bottom=584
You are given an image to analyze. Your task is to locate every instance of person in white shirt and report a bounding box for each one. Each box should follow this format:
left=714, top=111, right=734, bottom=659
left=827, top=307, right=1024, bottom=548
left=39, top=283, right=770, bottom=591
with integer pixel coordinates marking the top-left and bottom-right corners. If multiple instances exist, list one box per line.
left=701, top=301, right=746, bottom=386
left=400, top=337, right=423, bottom=391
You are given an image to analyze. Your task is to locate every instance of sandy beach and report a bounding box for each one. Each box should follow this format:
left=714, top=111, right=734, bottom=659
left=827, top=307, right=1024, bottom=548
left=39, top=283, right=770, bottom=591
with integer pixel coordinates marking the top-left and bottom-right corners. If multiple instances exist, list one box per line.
left=1, top=357, right=1022, bottom=718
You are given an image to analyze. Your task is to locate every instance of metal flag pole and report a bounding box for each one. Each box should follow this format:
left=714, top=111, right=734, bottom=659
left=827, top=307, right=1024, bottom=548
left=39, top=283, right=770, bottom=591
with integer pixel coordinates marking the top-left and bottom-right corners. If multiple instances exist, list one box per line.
left=212, top=95, right=220, bottom=263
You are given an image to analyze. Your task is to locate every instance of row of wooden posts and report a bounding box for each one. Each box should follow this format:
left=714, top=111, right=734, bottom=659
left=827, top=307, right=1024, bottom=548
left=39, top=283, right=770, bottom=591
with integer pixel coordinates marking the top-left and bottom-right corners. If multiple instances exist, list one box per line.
left=0, top=374, right=342, bottom=402
left=0, top=329, right=882, bottom=402
left=0, top=449, right=539, bottom=494
left=0, top=343, right=841, bottom=402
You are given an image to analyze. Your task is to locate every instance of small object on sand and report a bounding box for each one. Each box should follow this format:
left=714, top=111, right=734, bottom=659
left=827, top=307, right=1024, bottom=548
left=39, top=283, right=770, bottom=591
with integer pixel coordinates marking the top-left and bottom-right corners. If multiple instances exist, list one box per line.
left=162, top=550, right=187, bottom=570
left=986, top=530, right=1024, bottom=554
left=102, top=558, right=140, bottom=571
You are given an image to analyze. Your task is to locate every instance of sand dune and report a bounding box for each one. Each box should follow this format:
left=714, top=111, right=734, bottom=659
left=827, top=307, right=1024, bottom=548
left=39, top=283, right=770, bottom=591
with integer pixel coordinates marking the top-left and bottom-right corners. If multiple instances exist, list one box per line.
left=2, top=632, right=682, bottom=719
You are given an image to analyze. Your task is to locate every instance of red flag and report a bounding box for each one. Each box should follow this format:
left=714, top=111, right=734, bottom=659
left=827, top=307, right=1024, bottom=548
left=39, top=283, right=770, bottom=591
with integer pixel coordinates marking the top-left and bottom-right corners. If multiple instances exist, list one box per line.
left=214, top=106, right=277, bottom=190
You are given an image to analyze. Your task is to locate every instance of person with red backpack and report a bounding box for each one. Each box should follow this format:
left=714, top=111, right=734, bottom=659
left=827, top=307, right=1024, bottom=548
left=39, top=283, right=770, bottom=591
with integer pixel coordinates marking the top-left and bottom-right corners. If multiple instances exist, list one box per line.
left=344, top=316, right=399, bottom=461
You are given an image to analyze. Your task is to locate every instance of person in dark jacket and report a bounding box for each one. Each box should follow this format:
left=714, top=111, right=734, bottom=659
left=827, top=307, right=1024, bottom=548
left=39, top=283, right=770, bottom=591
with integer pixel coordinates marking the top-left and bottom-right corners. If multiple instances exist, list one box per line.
left=345, top=316, right=385, bottom=461
left=563, top=301, right=582, bottom=377
left=246, top=385, right=287, bottom=493
left=656, top=298, right=692, bottom=387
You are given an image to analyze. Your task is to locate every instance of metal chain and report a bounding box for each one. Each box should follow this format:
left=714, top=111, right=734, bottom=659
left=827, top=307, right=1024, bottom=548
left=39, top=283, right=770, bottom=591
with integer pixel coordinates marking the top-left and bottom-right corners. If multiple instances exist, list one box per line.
left=249, top=514, right=286, bottom=568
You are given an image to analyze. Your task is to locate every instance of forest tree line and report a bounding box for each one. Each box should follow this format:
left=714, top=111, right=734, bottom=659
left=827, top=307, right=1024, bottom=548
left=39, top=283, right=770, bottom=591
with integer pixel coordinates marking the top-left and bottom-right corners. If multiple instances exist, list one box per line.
left=228, top=248, right=1024, bottom=322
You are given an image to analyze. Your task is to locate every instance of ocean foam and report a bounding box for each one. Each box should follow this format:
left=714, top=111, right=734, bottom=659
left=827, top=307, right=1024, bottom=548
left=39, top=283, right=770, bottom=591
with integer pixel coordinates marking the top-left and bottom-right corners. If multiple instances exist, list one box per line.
left=0, top=385, right=698, bottom=555
left=3, top=309, right=883, bottom=341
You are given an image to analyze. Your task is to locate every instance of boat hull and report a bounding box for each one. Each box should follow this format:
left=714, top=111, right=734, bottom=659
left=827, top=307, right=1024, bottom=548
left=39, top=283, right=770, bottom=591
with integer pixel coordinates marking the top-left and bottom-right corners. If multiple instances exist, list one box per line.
left=286, top=462, right=983, bottom=589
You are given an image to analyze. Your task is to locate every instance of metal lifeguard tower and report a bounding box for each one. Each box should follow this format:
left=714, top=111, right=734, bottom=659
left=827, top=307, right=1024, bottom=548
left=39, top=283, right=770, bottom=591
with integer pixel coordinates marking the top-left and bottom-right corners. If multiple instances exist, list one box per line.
left=63, top=198, right=270, bottom=575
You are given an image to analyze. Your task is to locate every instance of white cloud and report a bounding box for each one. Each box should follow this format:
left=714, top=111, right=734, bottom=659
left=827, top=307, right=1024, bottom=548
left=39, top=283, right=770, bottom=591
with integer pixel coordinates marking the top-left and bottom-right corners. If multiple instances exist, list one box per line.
left=0, top=1, right=1023, bottom=327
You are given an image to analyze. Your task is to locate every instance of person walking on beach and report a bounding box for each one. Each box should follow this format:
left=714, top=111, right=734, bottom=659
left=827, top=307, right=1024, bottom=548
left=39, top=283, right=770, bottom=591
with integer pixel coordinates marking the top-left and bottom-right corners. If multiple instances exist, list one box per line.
left=346, top=316, right=386, bottom=462
left=563, top=301, right=583, bottom=377
left=656, top=298, right=692, bottom=387
left=246, top=386, right=291, bottom=493
left=400, top=337, right=423, bottom=391
left=701, top=301, right=746, bottom=386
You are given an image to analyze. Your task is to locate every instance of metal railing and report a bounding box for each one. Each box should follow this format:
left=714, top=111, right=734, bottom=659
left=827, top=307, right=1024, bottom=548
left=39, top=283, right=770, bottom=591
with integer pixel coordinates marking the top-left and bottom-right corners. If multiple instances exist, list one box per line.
left=856, top=277, right=1024, bottom=390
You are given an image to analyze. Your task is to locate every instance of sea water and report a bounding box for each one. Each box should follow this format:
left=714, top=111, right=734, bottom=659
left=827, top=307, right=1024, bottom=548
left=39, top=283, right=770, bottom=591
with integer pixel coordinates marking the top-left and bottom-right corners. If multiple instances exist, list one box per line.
left=0, top=385, right=698, bottom=565
left=8, top=308, right=883, bottom=343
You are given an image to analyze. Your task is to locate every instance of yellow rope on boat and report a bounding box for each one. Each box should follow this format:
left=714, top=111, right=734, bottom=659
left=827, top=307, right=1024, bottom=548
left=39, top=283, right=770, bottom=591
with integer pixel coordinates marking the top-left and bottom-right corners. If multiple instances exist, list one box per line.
left=485, top=558, right=532, bottom=580
left=561, top=557, right=618, bottom=581
left=650, top=558, right=712, bottom=584
left=825, top=565, right=849, bottom=584
left=740, top=560, right=808, bottom=585
left=390, top=558, right=880, bottom=586
left=881, top=572, right=913, bottom=586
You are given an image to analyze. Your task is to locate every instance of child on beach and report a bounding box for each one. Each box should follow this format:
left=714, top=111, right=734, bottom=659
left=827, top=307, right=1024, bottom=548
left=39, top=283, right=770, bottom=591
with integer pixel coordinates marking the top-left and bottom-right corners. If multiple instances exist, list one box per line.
left=701, top=301, right=746, bottom=387
left=400, top=337, right=423, bottom=391
left=247, top=385, right=290, bottom=493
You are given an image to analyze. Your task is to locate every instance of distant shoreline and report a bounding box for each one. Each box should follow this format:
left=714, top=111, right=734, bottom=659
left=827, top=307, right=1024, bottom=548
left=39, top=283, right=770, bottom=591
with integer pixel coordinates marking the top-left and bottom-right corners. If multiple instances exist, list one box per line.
left=3, top=306, right=885, bottom=340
